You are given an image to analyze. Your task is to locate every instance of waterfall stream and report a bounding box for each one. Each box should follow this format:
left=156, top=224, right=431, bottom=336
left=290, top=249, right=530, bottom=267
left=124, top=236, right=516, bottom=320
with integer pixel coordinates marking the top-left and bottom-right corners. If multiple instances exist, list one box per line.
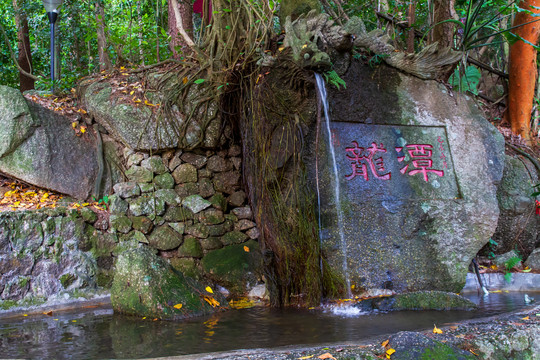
left=315, top=73, right=352, bottom=299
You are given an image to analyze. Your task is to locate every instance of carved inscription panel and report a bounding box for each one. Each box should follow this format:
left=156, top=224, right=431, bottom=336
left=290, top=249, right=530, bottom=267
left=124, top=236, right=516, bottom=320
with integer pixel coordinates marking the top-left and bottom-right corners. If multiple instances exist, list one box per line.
left=330, top=123, right=460, bottom=200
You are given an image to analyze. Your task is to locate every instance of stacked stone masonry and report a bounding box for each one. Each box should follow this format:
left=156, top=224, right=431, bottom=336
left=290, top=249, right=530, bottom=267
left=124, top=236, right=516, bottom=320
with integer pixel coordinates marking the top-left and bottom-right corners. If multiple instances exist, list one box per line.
left=109, top=145, right=261, bottom=286
left=0, top=143, right=261, bottom=308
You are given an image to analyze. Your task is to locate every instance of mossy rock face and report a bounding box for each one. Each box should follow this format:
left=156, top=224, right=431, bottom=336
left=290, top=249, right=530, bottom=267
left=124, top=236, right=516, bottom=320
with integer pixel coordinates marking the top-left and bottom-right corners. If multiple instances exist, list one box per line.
left=201, top=240, right=261, bottom=294
left=392, top=291, right=477, bottom=311
left=111, top=246, right=227, bottom=319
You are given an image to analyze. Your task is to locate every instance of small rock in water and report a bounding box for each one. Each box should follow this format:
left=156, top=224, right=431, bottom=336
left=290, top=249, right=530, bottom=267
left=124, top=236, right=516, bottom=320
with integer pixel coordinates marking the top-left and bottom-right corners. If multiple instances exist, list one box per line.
left=524, top=294, right=535, bottom=304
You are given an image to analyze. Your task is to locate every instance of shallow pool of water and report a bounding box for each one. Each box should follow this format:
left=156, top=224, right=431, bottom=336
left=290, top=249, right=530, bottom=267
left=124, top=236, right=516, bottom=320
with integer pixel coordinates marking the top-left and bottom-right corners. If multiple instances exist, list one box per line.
left=0, top=292, right=537, bottom=359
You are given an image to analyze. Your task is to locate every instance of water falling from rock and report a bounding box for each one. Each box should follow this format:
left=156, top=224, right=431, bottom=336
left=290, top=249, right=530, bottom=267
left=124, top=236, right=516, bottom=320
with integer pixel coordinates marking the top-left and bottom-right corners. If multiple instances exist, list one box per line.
left=315, top=73, right=352, bottom=298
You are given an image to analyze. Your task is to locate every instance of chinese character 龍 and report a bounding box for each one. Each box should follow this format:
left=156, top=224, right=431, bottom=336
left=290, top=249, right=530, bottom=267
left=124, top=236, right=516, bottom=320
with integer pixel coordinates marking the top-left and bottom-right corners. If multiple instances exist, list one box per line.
left=345, top=141, right=391, bottom=181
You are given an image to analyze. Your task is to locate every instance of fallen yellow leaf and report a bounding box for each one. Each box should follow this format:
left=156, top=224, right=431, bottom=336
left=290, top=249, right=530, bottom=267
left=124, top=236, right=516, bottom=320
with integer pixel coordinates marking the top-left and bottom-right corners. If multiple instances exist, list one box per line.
left=229, top=298, right=255, bottom=309
left=205, top=286, right=214, bottom=294
left=381, top=339, right=389, bottom=347
left=386, top=348, right=396, bottom=356
left=318, top=353, right=336, bottom=360
left=522, top=316, right=530, bottom=320
left=71, top=122, right=77, bottom=128
left=183, top=77, right=188, bottom=84
left=80, top=126, right=86, bottom=134
left=173, top=303, right=183, bottom=309
left=297, top=356, right=314, bottom=359
left=433, top=325, right=443, bottom=334
left=130, top=90, right=135, bottom=95
left=243, top=246, right=250, bottom=252
left=203, top=296, right=220, bottom=307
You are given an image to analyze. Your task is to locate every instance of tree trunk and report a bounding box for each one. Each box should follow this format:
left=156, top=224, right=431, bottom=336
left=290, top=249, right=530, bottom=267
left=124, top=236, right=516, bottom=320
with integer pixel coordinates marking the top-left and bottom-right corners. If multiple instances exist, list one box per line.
left=407, top=0, right=416, bottom=53
left=137, top=0, right=145, bottom=65
left=95, top=1, right=112, bottom=71
left=12, top=0, right=34, bottom=92
left=156, top=0, right=160, bottom=62
left=507, top=0, right=540, bottom=143
left=431, top=0, right=458, bottom=47
left=168, top=0, right=194, bottom=58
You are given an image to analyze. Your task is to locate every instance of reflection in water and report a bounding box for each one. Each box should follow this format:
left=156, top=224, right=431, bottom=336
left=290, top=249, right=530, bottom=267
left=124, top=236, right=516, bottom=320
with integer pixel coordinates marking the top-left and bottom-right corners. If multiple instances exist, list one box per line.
left=0, top=292, right=537, bottom=359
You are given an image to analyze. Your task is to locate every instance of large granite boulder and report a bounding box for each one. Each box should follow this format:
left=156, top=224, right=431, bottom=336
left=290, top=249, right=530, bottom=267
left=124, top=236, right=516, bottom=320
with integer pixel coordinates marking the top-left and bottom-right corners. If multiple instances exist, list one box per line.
left=0, top=86, right=100, bottom=199
left=111, top=246, right=228, bottom=319
left=489, top=155, right=539, bottom=257
left=80, top=73, right=223, bottom=152
left=311, top=62, right=505, bottom=294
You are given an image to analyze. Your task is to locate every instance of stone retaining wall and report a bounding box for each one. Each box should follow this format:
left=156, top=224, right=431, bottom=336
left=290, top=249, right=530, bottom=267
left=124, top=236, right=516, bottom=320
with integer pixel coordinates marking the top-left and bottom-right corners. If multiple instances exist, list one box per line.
left=0, top=143, right=263, bottom=309
left=106, top=146, right=262, bottom=293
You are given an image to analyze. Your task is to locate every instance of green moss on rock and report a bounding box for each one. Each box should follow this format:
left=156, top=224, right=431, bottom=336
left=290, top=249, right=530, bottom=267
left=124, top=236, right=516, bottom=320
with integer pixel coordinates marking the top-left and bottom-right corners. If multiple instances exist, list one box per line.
left=201, top=240, right=261, bottom=293
left=111, top=246, right=227, bottom=319
left=148, top=225, right=183, bottom=250
left=222, top=231, right=248, bottom=245
left=393, top=291, right=477, bottom=311
left=59, top=273, right=77, bottom=288
left=177, top=236, right=204, bottom=258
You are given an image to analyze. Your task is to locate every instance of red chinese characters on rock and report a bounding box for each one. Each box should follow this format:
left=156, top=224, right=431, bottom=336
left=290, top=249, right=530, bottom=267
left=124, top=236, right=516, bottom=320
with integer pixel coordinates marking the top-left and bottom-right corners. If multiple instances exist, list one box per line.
left=437, top=136, right=449, bottom=169
left=344, top=141, right=445, bottom=183
left=344, top=141, right=391, bottom=181
left=396, top=144, right=444, bottom=182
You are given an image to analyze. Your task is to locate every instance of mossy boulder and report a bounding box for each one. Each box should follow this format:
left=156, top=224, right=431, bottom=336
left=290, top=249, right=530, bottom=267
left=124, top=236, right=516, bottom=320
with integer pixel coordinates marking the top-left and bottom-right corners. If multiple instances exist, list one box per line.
left=489, top=155, right=540, bottom=258
left=392, top=291, right=477, bottom=311
left=355, top=291, right=477, bottom=312
left=0, top=88, right=100, bottom=199
left=111, top=246, right=227, bottom=319
left=201, top=240, right=261, bottom=294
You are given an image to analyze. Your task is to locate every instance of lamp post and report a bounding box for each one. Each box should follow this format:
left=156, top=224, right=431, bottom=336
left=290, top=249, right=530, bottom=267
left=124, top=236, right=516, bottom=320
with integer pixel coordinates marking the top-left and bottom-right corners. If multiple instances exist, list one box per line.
left=42, top=0, right=63, bottom=91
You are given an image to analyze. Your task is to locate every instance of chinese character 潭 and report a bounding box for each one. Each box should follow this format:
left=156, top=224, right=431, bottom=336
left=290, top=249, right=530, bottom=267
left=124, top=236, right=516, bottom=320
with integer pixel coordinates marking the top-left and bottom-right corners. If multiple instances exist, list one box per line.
left=396, top=144, right=444, bottom=182
left=345, top=141, right=391, bottom=181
